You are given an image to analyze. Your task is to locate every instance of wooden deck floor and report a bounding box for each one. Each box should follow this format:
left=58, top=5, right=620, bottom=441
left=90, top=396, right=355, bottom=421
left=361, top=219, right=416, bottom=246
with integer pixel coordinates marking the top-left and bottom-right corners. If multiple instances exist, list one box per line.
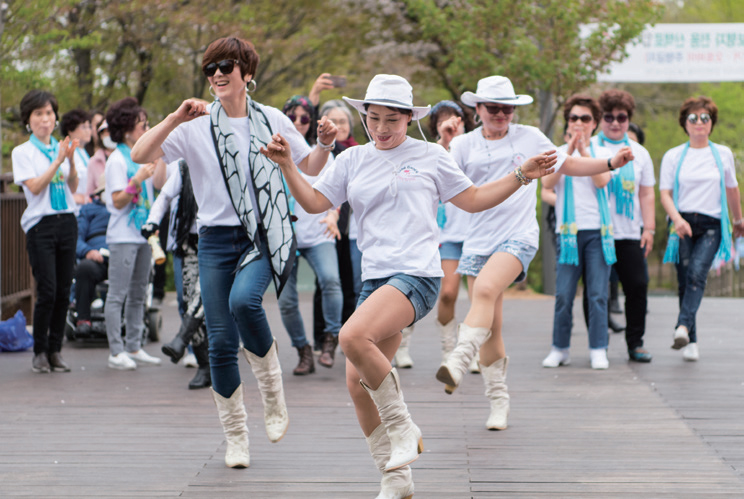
left=1, top=292, right=742, bottom=498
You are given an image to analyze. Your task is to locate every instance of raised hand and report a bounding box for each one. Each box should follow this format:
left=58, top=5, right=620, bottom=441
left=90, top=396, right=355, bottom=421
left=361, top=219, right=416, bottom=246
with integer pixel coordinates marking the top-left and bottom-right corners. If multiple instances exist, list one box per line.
left=172, top=99, right=209, bottom=125
left=610, top=146, right=635, bottom=170
left=317, top=115, right=338, bottom=147
left=134, top=162, right=157, bottom=183
left=438, top=116, right=462, bottom=150
left=521, top=150, right=558, bottom=179
left=260, top=133, right=294, bottom=168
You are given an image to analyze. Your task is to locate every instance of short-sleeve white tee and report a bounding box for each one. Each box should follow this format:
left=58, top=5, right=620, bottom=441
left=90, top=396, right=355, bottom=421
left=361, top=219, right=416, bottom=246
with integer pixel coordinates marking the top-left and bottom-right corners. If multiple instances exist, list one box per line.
left=105, top=148, right=155, bottom=244
left=160, top=103, right=311, bottom=229
left=450, top=124, right=567, bottom=255
left=591, top=136, right=655, bottom=240
left=659, top=143, right=738, bottom=219
left=73, top=148, right=90, bottom=198
left=294, top=150, right=336, bottom=249
left=12, top=140, right=76, bottom=233
left=440, top=202, right=470, bottom=244
left=313, top=138, right=473, bottom=281
left=553, top=144, right=613, bottom=232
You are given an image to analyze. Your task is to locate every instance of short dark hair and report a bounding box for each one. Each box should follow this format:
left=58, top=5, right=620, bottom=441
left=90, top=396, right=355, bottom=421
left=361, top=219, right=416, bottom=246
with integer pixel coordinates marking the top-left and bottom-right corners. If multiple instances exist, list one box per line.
left=427, top=100, right=474, bottom=138
left=202, top=37, right=259, bottom=80
left=20, top=90, right=58, bottom=127
left=678, top=96, right=718, bottom=135
left=627, top=122, right=645, bottom=145
left=60, top=109, right=91, bottom=137
left=563, top=94, right=601, bottom=133
left=105, top=97, right=146, bottom=144
left=598, top=89, right=635, bottom=120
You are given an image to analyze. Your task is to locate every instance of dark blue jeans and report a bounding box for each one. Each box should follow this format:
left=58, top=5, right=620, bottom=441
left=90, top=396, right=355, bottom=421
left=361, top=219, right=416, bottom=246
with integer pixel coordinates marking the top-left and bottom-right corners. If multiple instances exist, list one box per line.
left=674, top=212, right=722, bottom=343
left=198, top=226, right=275, bottom=398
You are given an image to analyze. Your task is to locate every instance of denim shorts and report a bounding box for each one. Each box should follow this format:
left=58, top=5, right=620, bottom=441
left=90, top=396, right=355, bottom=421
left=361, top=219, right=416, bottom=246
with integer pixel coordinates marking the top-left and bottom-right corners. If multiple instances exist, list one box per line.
left=439, top=241, right=463, bottom=261
left=357, top=274, right=441, bottom=325
left=457, top=239, right=538, bottom=283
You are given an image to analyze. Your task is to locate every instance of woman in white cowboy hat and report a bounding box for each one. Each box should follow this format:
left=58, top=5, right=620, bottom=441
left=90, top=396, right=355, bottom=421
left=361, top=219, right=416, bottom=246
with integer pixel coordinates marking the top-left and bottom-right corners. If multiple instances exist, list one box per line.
left=435, top=75, right=635, bottom=431
left=261, top=73, right=557, bottom=499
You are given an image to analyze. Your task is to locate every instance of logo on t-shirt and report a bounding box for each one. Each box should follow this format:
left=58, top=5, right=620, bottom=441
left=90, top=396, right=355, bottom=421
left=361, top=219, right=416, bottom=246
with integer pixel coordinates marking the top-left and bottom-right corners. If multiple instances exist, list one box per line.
left=511, top=153, right=526, bottom=168
left=396, top=165, right=420, bottom=182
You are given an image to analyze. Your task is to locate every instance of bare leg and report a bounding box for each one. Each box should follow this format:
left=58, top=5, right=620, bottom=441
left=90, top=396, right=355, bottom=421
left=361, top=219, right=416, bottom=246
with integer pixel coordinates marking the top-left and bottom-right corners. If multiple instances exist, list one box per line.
left=437, top=259, right=461, bottom=325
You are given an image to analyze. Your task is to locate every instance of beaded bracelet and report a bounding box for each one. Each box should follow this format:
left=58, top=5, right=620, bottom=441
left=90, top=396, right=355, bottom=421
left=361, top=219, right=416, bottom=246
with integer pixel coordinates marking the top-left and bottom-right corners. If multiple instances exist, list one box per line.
left=513, top=165, right=531, bottom=186
left=318, top=139, right=336, bottom=152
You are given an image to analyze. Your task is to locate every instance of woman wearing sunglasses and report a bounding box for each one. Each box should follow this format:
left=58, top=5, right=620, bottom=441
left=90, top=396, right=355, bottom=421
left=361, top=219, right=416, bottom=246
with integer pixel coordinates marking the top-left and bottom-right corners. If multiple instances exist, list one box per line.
left=660, top=96, right=743, bottom=362
left=131, top=36, right=338, bottom=468
left=434, top=76, right=634, bottom=431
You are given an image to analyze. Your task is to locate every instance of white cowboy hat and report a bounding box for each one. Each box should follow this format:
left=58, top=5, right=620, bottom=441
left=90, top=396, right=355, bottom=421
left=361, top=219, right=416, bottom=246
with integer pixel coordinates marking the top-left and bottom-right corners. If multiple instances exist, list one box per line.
left=343, top=74, right=431, bottom=121
left=461, top=76, right=533, bottom=107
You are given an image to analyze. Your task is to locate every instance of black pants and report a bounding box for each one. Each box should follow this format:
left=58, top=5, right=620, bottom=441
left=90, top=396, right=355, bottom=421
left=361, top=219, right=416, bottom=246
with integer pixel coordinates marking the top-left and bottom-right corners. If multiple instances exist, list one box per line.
left=613, top=239, right=649, bottom=350
left=74, top=258, right=108, bottom=321
left=26, top=214, right=78, bottom=355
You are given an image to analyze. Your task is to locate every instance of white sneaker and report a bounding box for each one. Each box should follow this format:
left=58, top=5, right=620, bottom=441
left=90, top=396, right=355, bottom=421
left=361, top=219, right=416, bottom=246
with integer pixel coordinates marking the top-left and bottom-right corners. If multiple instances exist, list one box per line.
left=682, top=343, right=699, bottom=362
left=542, top=347, right=570, bottom=368
left=672, top=325, right=689, bottom=350
left=108, top=353, right=137, bottom=370
left=590, top=348, right=609, bottom=370
left=181, top=352, right=198, bottom=368
left=127, top=349, right=162, bottom=365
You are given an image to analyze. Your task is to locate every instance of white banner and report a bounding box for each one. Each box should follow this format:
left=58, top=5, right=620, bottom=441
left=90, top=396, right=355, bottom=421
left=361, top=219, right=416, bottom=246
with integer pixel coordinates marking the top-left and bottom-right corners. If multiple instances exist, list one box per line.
left=598, top=23, right=744, bottom=83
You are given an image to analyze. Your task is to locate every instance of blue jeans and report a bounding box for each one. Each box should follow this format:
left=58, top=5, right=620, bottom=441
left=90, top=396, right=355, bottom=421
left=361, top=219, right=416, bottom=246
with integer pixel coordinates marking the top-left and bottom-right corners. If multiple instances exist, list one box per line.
left=198, top=226, right=275, bottom=398
left=552, top=230, right=611, bottom=350
left=278, top=243, right=343, bottom=348
left=357, top=274, right=441, bottom=326
left=675, top=212, right=722, bottom=343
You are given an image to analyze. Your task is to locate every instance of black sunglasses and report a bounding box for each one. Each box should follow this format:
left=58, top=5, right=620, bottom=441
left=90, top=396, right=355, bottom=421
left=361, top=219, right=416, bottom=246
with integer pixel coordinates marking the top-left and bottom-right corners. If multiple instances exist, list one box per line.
left=603, top=113, right=628, bottom=124
left=203, top=59, right=240, bottom=77
left=483, top=104, right=515, bottom=115
left=287, top=114, right=310, bottom=125
left=568, top=114, right=593, bottom=124
left=687, top=113, right=711, bottom=125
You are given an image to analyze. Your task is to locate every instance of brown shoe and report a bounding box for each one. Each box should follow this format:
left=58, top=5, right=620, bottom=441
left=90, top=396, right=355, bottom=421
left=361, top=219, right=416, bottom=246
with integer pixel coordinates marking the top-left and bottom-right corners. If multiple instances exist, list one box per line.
left=293, top=344, right=315, bottom=375
left=318, top=333, right=338, bottom=368
left=49, top=352, right=71, bottom=372
left=32, top=353, right=51, bottom=373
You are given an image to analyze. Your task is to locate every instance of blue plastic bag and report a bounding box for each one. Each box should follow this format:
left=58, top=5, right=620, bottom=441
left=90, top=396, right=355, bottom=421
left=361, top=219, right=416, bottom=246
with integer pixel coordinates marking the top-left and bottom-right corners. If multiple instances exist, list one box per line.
left=0, top=310, right=33, bottom=352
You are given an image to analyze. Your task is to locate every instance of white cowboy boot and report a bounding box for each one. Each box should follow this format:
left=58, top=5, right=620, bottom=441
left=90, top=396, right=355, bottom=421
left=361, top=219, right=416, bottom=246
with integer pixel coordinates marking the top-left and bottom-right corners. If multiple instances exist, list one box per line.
left=360, top=368, right=423, bottom=471
left=242, top=340, right=289, bottom=443
left=366, top=424, right=414, bottom=499
left=436, top=323, right=490, bottom=394
left=481, top=356, right=510, bottom=430
left=469, top=353, right=481, bottom=374
left=437, top=318, right=457, bottom=362
left=211, top=384, right=250, bottom=468
left=393, top=326, right=414, bottom=368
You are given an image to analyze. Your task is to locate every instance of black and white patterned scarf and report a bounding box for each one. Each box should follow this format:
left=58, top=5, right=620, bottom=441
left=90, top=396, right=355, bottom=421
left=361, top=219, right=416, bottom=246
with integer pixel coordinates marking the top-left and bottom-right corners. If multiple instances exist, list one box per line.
left=209, top=96, right=296, bottom=297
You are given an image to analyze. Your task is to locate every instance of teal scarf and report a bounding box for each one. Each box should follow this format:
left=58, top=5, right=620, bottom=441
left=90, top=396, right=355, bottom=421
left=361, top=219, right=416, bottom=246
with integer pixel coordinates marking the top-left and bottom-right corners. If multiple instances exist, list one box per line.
left=75, top=147, right=90, bottom=167
left=29, top=134, right=67, bottom=211
left=597, top=131, right=635, bottom=219
left=116, top=143, right=150, bottom=230
left=559, top=143, right=617, bottom=266
left=662, top=141, right=733, bottom=264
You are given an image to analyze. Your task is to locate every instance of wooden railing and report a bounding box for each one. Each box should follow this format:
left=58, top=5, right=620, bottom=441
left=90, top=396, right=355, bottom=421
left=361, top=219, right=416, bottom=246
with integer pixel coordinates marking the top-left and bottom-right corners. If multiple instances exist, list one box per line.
left=1, top=173, right=34, bottom=322
left=706, top=262, right=744, bottom=298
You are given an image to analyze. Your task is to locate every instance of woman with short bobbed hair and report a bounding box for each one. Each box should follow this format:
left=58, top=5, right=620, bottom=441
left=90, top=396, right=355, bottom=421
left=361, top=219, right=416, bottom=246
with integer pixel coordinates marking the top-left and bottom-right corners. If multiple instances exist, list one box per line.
left=660, top=95, right=743, bottom=362
left=60, top=108, right=92, bottom=204
left=12, top=89, right=79, bottom=373
left=131, top=35, right=338, bottom=468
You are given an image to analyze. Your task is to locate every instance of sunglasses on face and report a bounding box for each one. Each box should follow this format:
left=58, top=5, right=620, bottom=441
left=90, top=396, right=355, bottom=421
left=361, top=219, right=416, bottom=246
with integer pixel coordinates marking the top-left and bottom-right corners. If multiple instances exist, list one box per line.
left=687, top=113, right=711, bottom=125
left=483, top=104, right=515, bottom=115
left=603, top=113, right=628, bottom=124
left=287, top=114, right=310, bottom=125
left=568, top=114, right=593, bottom=124
left=203, top=59, right=240, bottom=77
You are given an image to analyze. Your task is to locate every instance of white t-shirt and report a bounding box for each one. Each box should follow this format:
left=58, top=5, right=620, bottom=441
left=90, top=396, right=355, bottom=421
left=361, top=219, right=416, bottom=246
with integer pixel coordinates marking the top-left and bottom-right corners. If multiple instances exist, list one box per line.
left=348, top=213, right=358, bottom=240
left=105, top=148, right=155, bottom=244
left=553, top=144, right=612, bottom=232
left=659, top=143, right=738, bottom=219
left=294, top=151, right=336, bottom=249
left=440, top=202, right=470, bottom=244
left=591, top=136, right=655, bottom=240
left=313, top=138, right=473, bottom=281
left=160, top=104, right=311, bottom=229
left=73, top=148, right=90, bottom=197
left=450, top=124, right=567, bottom=254
left=12, top=140, right=76, bottom=233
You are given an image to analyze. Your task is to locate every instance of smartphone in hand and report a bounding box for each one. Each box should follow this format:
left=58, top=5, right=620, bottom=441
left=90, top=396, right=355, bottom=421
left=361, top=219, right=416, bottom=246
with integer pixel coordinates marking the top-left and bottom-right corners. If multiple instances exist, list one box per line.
left=329, top=75, right=347, bottom=88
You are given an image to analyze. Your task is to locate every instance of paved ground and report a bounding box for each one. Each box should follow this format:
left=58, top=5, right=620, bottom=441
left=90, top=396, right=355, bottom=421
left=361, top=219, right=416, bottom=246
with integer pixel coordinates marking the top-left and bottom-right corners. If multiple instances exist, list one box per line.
left=1, top=291, right=743, bottom=498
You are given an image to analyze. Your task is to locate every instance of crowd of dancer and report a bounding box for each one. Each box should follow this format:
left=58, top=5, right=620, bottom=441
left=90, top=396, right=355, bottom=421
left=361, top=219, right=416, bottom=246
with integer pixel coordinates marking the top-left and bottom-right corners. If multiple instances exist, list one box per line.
left=11, top=34, right=743, bottom=499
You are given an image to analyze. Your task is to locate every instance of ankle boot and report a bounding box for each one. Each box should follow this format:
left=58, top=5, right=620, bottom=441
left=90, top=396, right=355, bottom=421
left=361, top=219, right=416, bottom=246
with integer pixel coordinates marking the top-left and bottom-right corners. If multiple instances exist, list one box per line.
left=188, top=342, right=211, bottom=389
left=360, top=368, right=423, bottom=471
left=481, top=356, right=509, bottom=430
left=436, top=323, right=490, bottom=394
left=437, top=318, right=457, bottom=362
left=393, top=326, right=414, bottom=368
left=293, top=344, right=315, bottom=375
left=211, top=384, right=250, bottom=468
left=366, top=424, right=414, bottom=499
left=162, top=314, right=201, bottom=363
left=242, top=340, right=289, bottom=443
left=318, top=333, right=338, bottom=368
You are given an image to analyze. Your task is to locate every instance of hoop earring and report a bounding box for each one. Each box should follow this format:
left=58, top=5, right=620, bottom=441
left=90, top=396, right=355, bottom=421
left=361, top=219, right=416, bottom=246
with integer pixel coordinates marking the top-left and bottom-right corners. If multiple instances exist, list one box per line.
left=26, top=124, right=31, bottom=133
left=247, top=79, right=257, bottom=93
left=209, top=86, right=217, bottom=98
